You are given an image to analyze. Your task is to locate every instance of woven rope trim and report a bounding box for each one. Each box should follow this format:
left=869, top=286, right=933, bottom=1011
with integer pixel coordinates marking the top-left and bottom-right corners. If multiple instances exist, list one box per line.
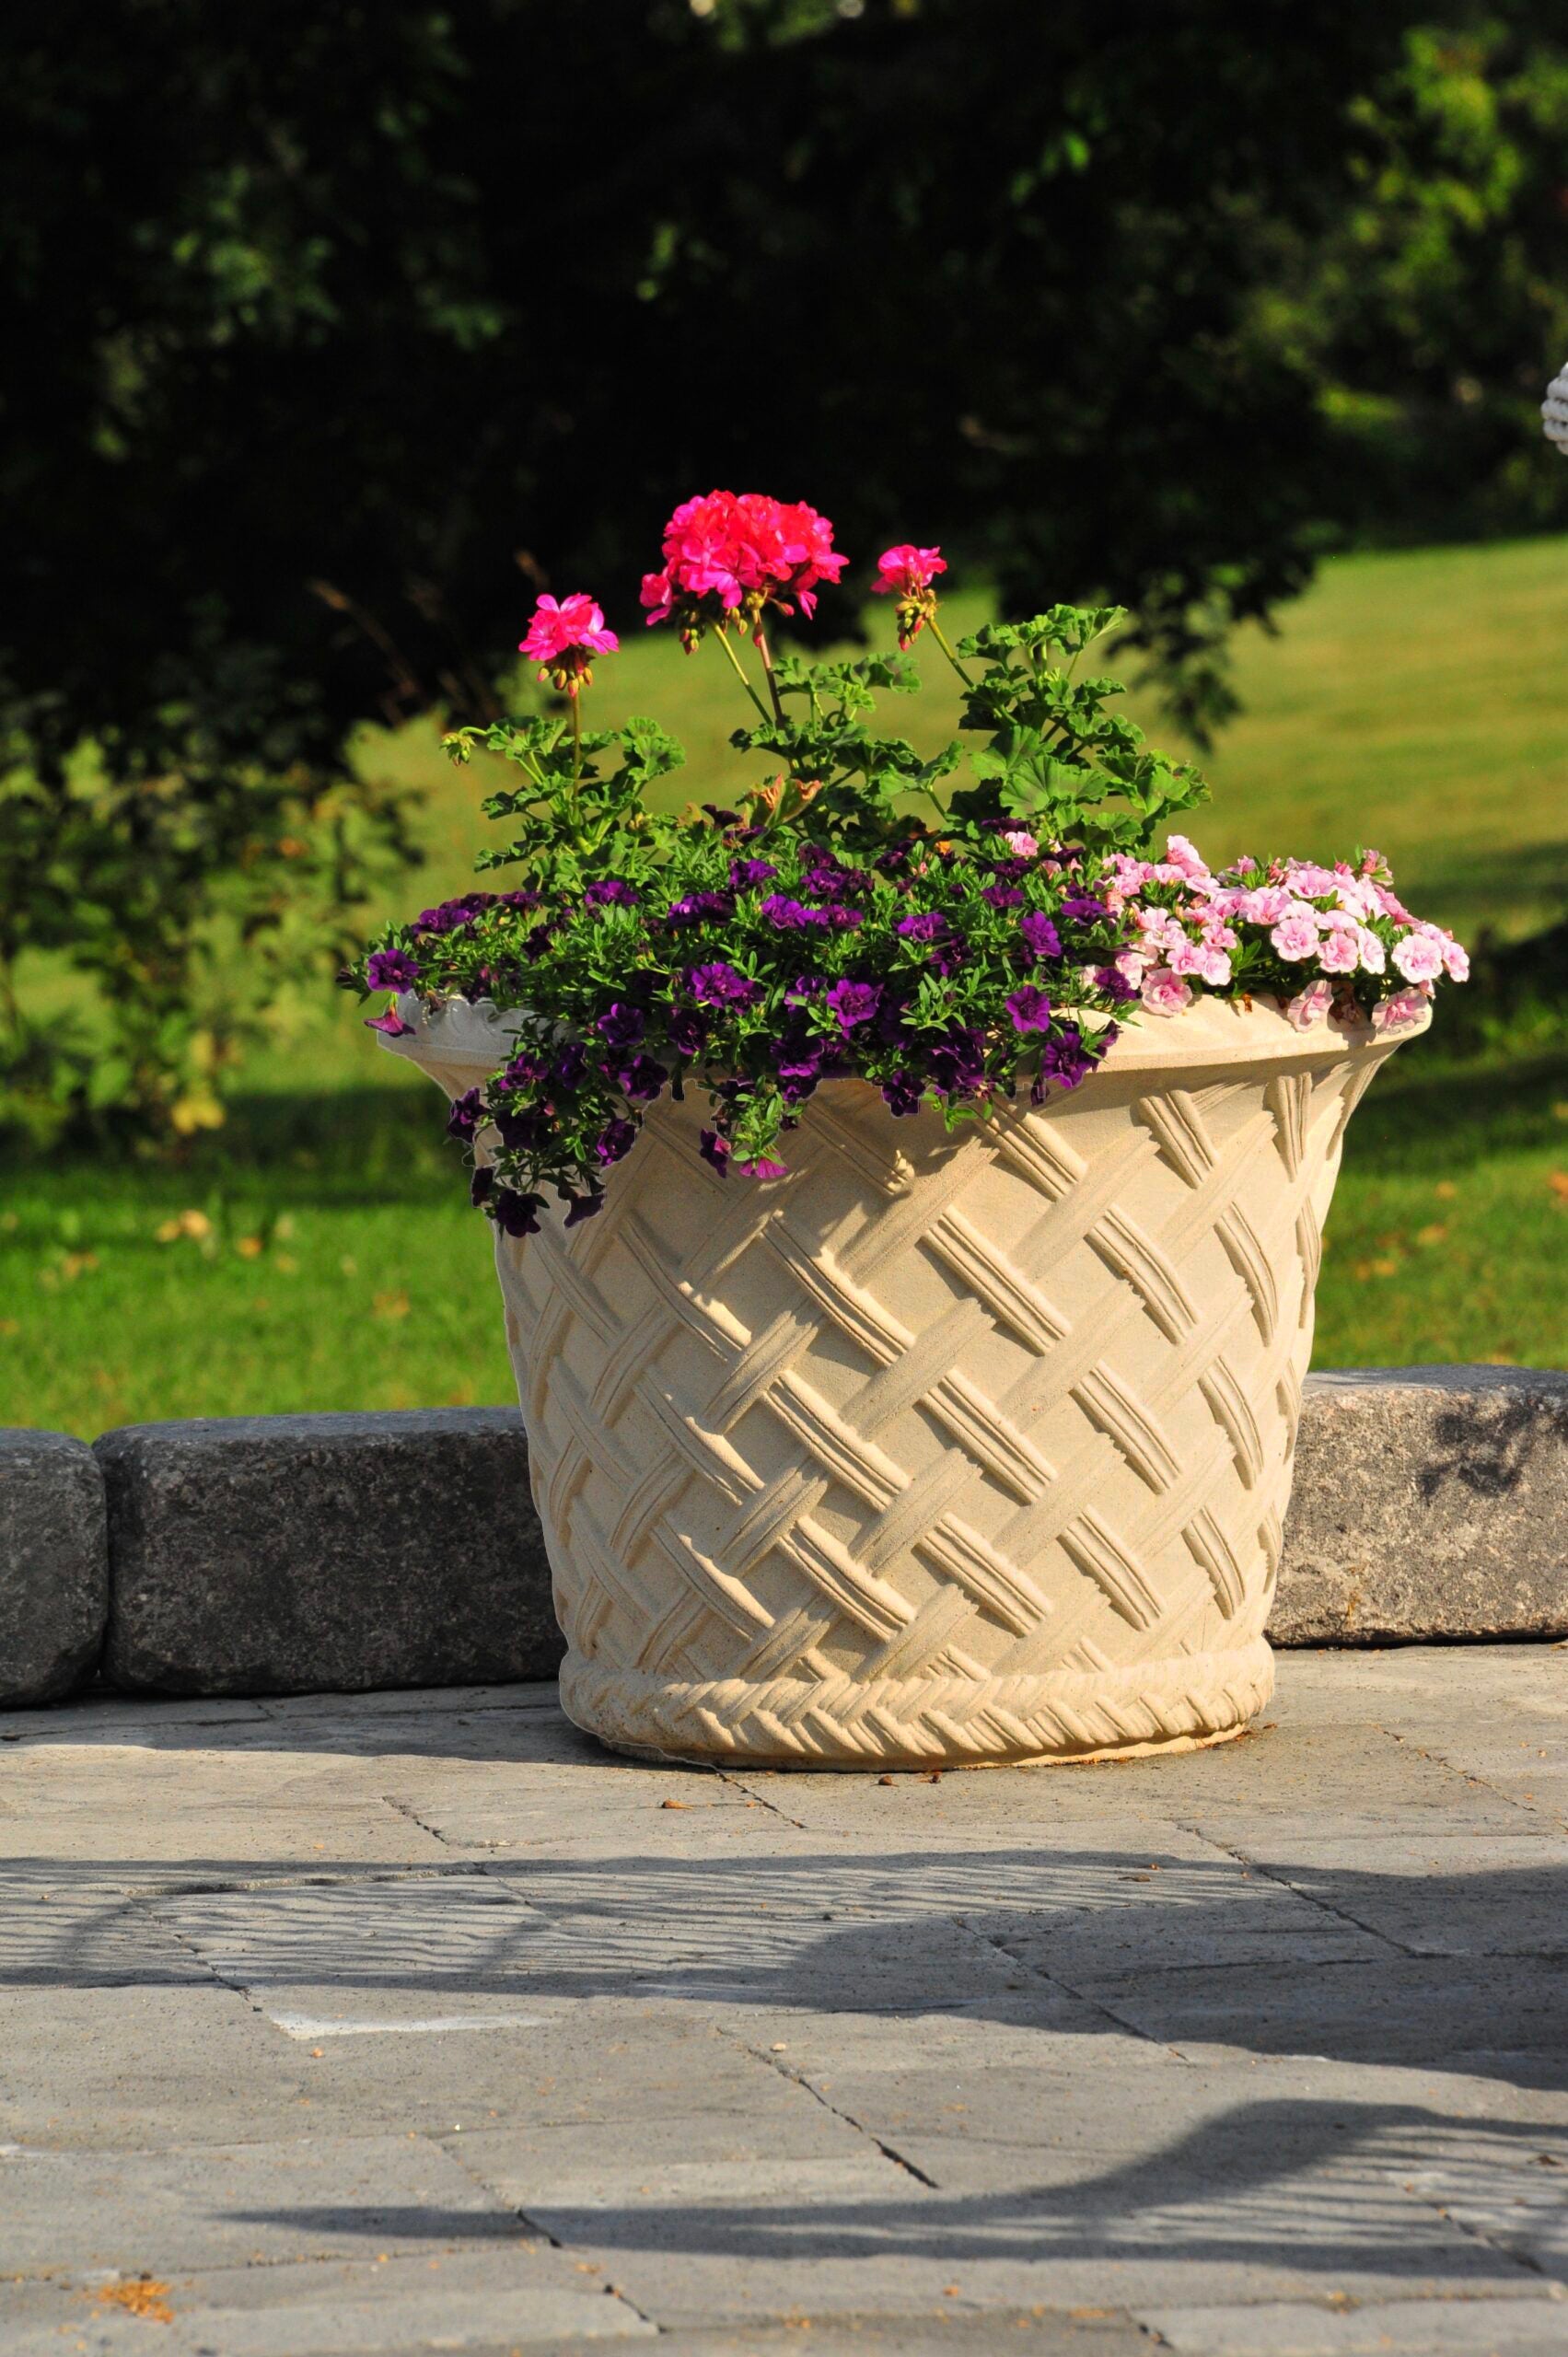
left=560, top=1638, right=1274, bottom=1768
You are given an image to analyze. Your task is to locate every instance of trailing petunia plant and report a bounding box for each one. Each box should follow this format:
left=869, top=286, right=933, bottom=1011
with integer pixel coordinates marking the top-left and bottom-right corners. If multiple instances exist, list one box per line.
left=350, top=491, right=1467, bottom=1238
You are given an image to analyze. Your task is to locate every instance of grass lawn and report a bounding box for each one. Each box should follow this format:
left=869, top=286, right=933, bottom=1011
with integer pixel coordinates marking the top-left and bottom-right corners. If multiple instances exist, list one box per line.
left=4, top=536, right=1564, bottom=1434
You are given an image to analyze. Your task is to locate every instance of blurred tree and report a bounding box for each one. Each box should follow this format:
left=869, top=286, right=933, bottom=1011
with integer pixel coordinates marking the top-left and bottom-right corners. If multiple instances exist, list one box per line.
left=2, top=0, right=1562, bottom=1131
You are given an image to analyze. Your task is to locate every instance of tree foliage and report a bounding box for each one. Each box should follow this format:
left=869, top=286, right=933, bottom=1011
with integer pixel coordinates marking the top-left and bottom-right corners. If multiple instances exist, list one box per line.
left=3, top=0, right=1562, bottom=1131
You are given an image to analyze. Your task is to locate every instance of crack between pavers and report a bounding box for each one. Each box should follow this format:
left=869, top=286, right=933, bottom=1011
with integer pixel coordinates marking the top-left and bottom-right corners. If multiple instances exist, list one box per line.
left=1390, top=2175, right=1565, bottom=2290
left=1177, top=1818, right=1421, bottom=1959
left=947, top=1913, right=1191, bottom=2061
left=712, top=1764, right=810, bottom=1831
left=1381, top=1725, right=1568, bottom=1836
left=436, top=2133, right=662, bottom=2330
left=726, top=2025, right=941, bottom=2190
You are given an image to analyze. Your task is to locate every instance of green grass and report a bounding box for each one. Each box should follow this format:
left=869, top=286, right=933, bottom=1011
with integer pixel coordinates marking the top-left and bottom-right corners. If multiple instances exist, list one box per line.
left=4, top=536, right=1565, bottom=1434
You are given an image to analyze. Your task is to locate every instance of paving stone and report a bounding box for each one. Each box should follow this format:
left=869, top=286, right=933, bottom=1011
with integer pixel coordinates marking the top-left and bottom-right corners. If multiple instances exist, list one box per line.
left=1210, top=1831, right=1568, bottom=1957
left=1277, top=1368, right=1568, bottom=1645
left=527, top=2319, right=1150, bottom=2357
left=0, top=1427, right=108, bottom=1706
left=97, top=1409, right=559, bottom=1698
left=0, top=1985, right=319, bottom=2149
left=1089, top=1954, right=1568, bottom=2074
left=1141, top=2294, right=1568, bottom=2355
left=0, top=2131, right=534, bottom=2275
left=0, top=2248, right=653, bottom=2353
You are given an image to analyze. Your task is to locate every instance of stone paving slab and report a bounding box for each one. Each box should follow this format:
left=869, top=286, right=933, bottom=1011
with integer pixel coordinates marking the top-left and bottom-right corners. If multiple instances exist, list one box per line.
left=1, top=1645, right=1565, bottom=2353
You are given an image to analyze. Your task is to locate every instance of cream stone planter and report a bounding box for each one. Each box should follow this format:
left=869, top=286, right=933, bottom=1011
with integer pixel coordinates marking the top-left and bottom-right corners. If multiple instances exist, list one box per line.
left=386, top=994, right=1423, bottom=1769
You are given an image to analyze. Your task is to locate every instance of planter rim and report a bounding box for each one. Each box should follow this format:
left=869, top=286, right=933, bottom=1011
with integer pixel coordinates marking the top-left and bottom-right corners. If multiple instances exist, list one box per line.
left=378, top=985, right=1430, bottom=1087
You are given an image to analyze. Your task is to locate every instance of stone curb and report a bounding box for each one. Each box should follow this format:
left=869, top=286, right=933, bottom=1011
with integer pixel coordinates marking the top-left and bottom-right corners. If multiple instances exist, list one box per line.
left=1275, top=1364, right=1568, bottom=1645
left=97, top=1410, right=559, bottom=1700
left=0, top=1428, right=110, bottom=1705
left=2, top=1371, right=1564, bottom=1706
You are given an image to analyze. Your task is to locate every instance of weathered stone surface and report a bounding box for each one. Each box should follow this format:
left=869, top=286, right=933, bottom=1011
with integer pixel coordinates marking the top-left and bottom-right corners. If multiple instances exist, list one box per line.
left=0, top=1427, right=107, bottom=1707
left=97, top=1408, right=559, bottom=1698
left=1274, top=1368, right=1568, bottom=1644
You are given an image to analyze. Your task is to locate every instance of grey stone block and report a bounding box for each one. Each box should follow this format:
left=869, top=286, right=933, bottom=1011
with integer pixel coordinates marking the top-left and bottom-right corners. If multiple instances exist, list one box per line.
left=0, top=1427, right=108, bottom=1706
left=98, top=1408, right=560, bottom=1698
left=1274, top=1367, right=1568, bottom=1646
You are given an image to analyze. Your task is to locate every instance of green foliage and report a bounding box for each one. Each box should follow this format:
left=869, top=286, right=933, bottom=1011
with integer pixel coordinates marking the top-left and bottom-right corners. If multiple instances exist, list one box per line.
left=946, top=608, right=1209, bottom=849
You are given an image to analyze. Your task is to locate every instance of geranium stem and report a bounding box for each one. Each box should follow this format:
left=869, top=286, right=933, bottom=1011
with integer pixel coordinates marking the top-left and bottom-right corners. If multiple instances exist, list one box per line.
left=570, top=690, right=583, bottom=783
left=714, top=626, right=771, bottom=724
left=928, top=613, right=971, bottom=686
left=753, top=625, right=787, bottom=726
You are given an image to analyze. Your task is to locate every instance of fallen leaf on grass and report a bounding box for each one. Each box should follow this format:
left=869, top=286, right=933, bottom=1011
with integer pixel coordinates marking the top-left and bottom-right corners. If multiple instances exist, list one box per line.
left=156, top=1208, right=212, bottom=1243
left=373, top=1289, right=412, bottom=1319
left=236, top=1235, right=264, bottom=1260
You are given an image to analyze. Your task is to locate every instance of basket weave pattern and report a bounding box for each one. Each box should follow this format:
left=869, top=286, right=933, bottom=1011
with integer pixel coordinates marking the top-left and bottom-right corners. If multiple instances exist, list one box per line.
left=483, top=1007, right=1403, bottom=1766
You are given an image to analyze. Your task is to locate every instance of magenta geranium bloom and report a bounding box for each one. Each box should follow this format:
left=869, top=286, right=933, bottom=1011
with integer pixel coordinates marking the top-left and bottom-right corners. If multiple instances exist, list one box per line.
left=871, top=544, right=947, bottom=599
left=519, top=592, right=619, bottom=694
left=642, top=490, right=848, bottom=633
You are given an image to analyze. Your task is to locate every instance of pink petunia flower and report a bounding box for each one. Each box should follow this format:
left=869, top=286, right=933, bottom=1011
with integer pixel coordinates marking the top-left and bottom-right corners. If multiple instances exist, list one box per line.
left=1165, top=833, right=1210, bottom=881
left=1285, top=979, right=1335, bottom=1030
left=1002, top=828, right=1040, bottom=858
left=1141, top=967, right=1192, bottom=1016
left=1270, top=913, right=1321, bottom=961
left=519, top=593, right=619, bottom=696
left=1318, top=930, right=1361, bottom=975
left=1443, top=937, right=1470, bottom=981
left=1355, top=927, right=1387, bottom=975
left=1371, top=987, right=1429, bottom=1032
left=1391, top=930, right=1444, bottom=984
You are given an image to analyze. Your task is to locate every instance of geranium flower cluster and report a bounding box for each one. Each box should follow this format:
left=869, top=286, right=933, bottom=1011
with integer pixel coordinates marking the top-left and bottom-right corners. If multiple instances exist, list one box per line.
left=354, top=490, right=1466, bottom=1239
left=641, top=491, right=848, bottom=644
left=1104, top=838, right=1469, bottom=1035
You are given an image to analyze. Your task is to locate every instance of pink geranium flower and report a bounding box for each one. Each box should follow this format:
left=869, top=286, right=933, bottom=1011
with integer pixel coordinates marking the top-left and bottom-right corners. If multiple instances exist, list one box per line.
left=871, top=544, right=947, bottom=598
left=869, top=542, right=947, bottom=647
left=519, top=594, right=619, bottom=696
left=642, top=491, right=848, bottom=642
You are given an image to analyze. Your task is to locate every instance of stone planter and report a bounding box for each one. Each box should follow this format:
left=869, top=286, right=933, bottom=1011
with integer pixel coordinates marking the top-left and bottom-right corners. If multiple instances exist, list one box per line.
left=386, top=994, right=1423, bottom=1768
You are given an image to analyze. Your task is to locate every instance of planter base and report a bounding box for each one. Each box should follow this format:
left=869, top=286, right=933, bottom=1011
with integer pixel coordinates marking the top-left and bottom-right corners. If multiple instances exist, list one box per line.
left=559, top=1637, right=1273, bottom=1771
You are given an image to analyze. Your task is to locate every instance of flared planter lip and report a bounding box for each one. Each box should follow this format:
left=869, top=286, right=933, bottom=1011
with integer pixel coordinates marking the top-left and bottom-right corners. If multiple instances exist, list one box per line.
left=379, top=986, right=1431, bottom=1097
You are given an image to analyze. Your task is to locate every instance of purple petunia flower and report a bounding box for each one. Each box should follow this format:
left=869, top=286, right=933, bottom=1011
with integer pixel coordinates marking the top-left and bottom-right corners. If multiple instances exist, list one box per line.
left=365, top=1001, right=416, bottom=1038
left=896, top=911, right=948, bottom=944
left=881, top=1070, right=923, bottom=1117
left=366, top=946, right=422, bottom=991
left=552, top=1042, right=589, bottom=1088
left=688, top=962, right=759, bottom=1007
left=666, top=890, right=735, bottom=928
left=596, top=1002, right=645, bottom=1048
left=981, top=884, right=1025, bottom=911
left=667, top=1007, right=708, bottom=1058
left=928, top=1025, right=989, bottom=1097
left=1005, top=983, right=1053, bottom=1034
left=470, top=1166, right=495, bottom=1207
left=493, top=1188, right=544, bottom=1237
left=495, top=1103, right=548, bottom=1153
left=1094, top=964, right=1136, bottom=1004
left=583, top=878, right=641, bottom=910
left=826, top=979, right=882, bottom=1032
left=1062, top=893, right=1109, bottom=923
left=784, top=975, right=827, bottom=1003
left=729, top=858, right=779, bottom=889
left=447, top=1087, right=483, bottom=1143
left=737, top=1155, right=790, bottom=1181
left=698, top=1127, right=731, bottom=1175
left=594, top=1118, right=640, bottom=1167
left=1019, top=911, right=1062, bottom=961
left=616, top=1053, right=668, bottom=1102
